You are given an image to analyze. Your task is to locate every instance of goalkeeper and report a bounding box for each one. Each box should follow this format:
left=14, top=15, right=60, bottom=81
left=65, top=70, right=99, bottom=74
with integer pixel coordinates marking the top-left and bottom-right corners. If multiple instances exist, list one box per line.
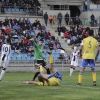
left=30, top=38, right=50, bottom=81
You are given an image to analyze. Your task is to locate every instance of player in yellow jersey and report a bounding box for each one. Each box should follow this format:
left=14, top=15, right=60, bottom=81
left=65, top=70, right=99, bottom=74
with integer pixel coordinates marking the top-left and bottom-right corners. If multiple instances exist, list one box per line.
left=22, top=64, right=62, bottom=86
left=77, top=29, right=99, bottom=86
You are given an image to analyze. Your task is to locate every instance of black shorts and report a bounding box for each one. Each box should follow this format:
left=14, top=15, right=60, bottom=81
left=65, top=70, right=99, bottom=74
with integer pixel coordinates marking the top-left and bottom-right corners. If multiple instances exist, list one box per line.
left=34, top=60, right=47, bottom=67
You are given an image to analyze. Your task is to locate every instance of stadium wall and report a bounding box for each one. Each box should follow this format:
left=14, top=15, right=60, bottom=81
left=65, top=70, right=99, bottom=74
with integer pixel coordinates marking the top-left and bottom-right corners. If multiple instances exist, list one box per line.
left=80, top=11, right=100, bottom=25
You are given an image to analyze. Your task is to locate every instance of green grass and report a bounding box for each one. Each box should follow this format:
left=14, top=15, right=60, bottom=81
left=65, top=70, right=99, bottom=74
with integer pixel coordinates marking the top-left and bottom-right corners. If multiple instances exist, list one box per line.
left=0, top=71, right=100, bottom=100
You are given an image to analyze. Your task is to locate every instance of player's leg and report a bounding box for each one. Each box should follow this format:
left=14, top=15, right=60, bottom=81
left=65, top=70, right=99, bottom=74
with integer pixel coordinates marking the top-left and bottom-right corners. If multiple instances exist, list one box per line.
left=70, top=66, right=75, bottom=76
left=90, top=60, right=96, bottom=86
left=31, top=63, right=41, bottom=81
left=70, top=61, right=75, bottom=76
left=47, top=63, right=54, bottom=74
left=0, top=60, right=9, bottom=80
left=42, top=60, right=50, bottom=74
left=0, top=56, right=3, bottom=72
left=70, top=61, right=78, bottom=76
left=77, top=59, right=88, bottom=85
left=40, top=74, right=50, bottom=79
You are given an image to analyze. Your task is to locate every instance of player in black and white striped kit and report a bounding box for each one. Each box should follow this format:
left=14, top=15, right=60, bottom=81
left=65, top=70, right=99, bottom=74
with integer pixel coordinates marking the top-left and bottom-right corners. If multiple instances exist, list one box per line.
left=0, top=38, right=11, bottom=80
left=70, top=46, right=80, bottom=76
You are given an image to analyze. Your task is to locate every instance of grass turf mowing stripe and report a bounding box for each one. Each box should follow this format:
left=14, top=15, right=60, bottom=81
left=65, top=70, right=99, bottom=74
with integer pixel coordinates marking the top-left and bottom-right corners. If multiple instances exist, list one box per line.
left=61, top=84, right=100, bottom=90
left=1, top=80, right=100, bottom=90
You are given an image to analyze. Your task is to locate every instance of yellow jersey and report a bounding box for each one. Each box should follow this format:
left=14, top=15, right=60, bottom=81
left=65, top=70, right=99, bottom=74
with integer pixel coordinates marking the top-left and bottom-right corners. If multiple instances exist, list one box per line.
left=37, top=77, right=59, bottom=86
left=82, top=36, right=98, bottom=59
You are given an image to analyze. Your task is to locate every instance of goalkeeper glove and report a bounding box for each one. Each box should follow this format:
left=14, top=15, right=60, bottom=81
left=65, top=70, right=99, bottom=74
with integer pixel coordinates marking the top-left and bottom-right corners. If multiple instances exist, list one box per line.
left=46, top=50, right=52, bottom=55
left=30, top=38, right=34, bottom=41
left=43, top=58, right=47, bottom=63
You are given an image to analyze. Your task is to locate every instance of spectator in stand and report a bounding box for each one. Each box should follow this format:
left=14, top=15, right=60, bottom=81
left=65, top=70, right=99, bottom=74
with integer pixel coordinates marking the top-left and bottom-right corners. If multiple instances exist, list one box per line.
left=74, top=16, right=81, bottom=25
left=43, top=12, right=48, bottom=26
left=49, top=15, right=53, bottom=25
left=53, top=43, right=57, bottom=50
left=48, top=41, right=53, bottom=50
left=0, top=30, right=2, bottom=50
left=84, top=0, right=88, bottom=11
left=52, top=15, right=56, bottom=25
left=51, top=34, right=55, bottom=41
left=23, top=37, right=29, bottom=47
left=57, top=12, right=63, bottom=26
left=61, top=25, right=67, bottom=33
left=90, top=13, right=95, bottom=27
left=65, top=12, right=69, bottom=25
left=41, top=24, right=46, bottom=31
left=69, top=18, right=74, bottom=26
left=57, top=25, right=61, bottom=36
left=13, top=23, right=20, bottom=30
left=15, top=39, right=24, bottom=53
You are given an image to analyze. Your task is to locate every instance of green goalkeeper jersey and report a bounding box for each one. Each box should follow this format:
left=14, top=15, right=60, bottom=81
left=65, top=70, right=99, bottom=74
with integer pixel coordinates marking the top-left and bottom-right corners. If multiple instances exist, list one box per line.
left=32, top=41, right=44, bottom=60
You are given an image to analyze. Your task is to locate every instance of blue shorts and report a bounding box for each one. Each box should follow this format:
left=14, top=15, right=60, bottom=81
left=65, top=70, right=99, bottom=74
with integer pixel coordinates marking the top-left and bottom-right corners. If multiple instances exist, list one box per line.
left=80, top=59, right=95, bottom=69
left=48, top=70, right=62, bottom=80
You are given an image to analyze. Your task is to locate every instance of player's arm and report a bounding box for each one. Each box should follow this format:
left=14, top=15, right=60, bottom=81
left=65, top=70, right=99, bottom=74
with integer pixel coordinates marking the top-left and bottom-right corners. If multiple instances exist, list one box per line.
left=79, top=42, right=83, bottom=58
left=95, top=42, right=99, bottom=61
left=21, top=81, right=39, bottom=85
left=30, top=38, right=37, bottom=48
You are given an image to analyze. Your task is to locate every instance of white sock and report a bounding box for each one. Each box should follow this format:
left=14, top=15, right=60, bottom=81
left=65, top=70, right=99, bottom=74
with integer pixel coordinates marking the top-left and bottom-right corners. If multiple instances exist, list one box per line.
left=0, top=70, right=5, bottom=80
left=70, top=68, right=73, bottom=76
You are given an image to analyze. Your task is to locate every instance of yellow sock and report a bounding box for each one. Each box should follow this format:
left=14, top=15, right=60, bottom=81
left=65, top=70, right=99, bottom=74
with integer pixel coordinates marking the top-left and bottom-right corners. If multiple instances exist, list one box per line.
left=40, top=65, right=43, bottom=72
left=92, top=73, right=96, bottom=82
left=78, top=74, right=83, bottom=83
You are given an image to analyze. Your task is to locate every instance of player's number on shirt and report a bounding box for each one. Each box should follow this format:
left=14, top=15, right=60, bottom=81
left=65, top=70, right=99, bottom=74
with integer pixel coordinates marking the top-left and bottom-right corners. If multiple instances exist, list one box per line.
left=89, top=41, right=91, bottom=48
left=3, top=46, right=8, bottom=52
left=86, top=41, right=92, bottom=53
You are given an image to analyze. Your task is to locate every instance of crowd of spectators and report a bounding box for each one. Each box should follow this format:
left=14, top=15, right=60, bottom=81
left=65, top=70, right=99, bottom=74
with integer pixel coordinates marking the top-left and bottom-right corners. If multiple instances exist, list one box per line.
left=0, top=17, right=63, bottom=57
left=91, top=0, right=100, bottom=4
left=57, top=23, right=100, bottom=50
left=0, top=0, right=42, bottom=15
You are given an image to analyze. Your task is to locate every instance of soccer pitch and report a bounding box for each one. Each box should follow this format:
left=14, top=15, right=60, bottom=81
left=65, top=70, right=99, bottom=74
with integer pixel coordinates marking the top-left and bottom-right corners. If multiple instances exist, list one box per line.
left=0, top=72, right=100, bottom=100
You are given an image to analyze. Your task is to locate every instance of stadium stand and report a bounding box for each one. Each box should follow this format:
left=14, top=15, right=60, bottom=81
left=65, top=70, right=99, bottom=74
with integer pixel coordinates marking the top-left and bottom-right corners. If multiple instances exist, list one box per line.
left=0, top=17, right=65, bottom=62
left=0, top=0, right=100, bottom=72
left=0, top=0, right=43, bottom=16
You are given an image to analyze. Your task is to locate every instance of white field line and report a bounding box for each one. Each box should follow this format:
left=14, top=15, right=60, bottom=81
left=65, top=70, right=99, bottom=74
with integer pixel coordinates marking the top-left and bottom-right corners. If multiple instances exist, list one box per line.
left=1, top=81, right=100, bottom=90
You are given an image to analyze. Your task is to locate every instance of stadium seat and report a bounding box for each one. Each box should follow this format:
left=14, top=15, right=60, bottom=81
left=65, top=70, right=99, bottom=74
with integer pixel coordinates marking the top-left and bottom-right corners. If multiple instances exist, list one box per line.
left=17, top=56, right=22, bottom=61
left=43, top=49, right=47, bottom=53
left=72, top=36, right=77, bottom=41
left=27, top=56, right=31, bottom=60
left=20, top=9, right=24, bottom=12
left=8, top=8, right=12, bottom=12
left=52, top=50, right=56, bottom=54
left=53, top=56, right=58, bottom=61
left=15, top=8, right=19, bottom=12
left=14, top=39, right=18, bottom=43
left=4, top=8, right=8, bottom=12
left=56, top=49, right=60, bottom=54
left=21, top=56, right=27, bottom=61
left=12, top=8, right=16, bottom=12
left=45, top=57, right=49, bottom=61
left=11, top=50, right=15, bottom=54
left=45, top=54, right=49, bottom=58
left=98, top=54, right=100, bottom=60
left=11, top=55, right=17, bottom=61
left=30, top=57, right=34, bottom=61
